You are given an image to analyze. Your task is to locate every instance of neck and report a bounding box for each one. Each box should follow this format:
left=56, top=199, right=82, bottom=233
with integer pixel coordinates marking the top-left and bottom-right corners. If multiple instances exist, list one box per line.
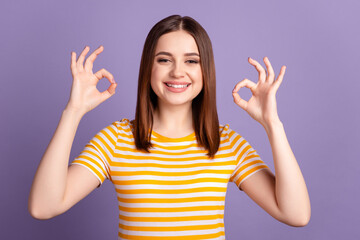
left=152, top=102, right=194, bottom=135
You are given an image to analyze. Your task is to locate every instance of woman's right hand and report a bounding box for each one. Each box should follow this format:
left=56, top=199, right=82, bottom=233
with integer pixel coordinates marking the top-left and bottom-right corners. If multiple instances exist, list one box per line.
left=66, top=45, right=117, bottom=115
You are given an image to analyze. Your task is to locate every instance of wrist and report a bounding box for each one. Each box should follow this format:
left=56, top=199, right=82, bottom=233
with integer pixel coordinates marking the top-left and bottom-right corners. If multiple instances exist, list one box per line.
left=263, top=119, right=284, bottom=135
left=63, top=104, right=86, bottom=119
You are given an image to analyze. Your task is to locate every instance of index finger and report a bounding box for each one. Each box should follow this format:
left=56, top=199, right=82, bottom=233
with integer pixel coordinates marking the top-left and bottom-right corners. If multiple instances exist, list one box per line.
left=84, top=45, right=104, bottom=72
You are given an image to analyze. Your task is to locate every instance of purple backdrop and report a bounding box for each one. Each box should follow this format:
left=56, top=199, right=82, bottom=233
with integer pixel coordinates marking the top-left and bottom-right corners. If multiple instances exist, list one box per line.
left=1, top=0, right=359, bottom=239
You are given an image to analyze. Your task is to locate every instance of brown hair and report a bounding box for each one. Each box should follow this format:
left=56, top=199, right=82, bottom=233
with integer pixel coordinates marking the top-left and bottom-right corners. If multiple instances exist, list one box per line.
left=132, top=14, right=220, bottom=158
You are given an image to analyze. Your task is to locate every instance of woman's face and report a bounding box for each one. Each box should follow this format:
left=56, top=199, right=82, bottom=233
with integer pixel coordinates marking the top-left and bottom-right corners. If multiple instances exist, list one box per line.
left=150, top=30, right=203, bottom=108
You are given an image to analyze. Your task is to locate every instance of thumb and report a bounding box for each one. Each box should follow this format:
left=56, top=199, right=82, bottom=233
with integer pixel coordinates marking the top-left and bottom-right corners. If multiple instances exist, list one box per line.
left=100, top=82, right=117, bottom=102
left=232, top=91, right=248, bottom=111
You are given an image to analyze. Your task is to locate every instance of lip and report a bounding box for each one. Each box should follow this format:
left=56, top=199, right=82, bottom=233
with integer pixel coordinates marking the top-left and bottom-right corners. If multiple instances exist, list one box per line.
left=164, top=81, right=191, bottom=85
left=163, top=82, right=191, bottom=93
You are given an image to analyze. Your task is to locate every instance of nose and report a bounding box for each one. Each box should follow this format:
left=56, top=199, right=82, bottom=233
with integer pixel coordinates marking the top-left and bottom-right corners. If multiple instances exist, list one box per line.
left=170, top=62, right=185, bottom=78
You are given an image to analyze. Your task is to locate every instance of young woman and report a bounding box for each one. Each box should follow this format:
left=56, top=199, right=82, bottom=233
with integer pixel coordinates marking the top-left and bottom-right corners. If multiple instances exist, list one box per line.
left=29, top=15, right=310, bottom=239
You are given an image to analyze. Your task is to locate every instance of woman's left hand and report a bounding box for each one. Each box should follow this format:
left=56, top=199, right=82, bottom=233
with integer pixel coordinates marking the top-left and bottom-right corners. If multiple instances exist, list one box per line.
left=232, top=56, right=286, bottom=128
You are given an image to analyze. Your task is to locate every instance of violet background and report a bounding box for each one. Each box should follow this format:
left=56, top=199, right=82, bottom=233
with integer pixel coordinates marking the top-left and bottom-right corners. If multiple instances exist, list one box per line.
left=1, top=0, right=359, bottom=239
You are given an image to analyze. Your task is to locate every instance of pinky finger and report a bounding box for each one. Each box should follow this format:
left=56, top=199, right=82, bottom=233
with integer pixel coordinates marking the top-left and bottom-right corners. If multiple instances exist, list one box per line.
left=274, top=65, right=286, bottom=90
left=71, top=52, right=77, bottom=73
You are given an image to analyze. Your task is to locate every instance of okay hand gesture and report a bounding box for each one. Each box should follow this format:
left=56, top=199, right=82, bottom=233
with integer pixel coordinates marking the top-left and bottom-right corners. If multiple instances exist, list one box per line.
left=66, top=45, right=117, bottom=115
left=232, top=57, right=286, bottom=128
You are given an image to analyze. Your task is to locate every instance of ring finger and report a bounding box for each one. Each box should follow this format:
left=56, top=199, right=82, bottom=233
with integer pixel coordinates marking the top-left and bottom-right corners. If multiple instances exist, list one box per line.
left=248, top=57, right=266, bottom=82
left=263, top=57, right=275, bottom=83
left=84, top=46, right=104, bottom=72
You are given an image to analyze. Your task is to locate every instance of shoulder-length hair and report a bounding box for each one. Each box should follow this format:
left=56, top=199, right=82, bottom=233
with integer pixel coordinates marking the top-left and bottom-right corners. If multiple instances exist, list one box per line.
left=132, top=14, right=220, bottom=159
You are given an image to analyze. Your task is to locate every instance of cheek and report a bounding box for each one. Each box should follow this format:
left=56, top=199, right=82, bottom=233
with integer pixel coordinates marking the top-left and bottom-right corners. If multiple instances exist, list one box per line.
left=150, top=67, right=163, bottom=95
left=151, top=66, right=164, bottom=83
left=197, top=71, right=204, bottom=91
left=193, top=68, right=203, bottom=85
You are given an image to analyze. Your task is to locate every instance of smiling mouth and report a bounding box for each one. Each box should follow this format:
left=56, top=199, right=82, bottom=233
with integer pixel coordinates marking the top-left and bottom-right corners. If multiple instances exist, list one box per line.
left=164, top=83, right=191, bottom=88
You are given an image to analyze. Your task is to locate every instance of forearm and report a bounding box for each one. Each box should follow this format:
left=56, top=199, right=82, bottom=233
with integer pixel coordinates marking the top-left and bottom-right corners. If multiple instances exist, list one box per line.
left=264, top=120, right=311, bottom=225
left=28, top=106, right=84, bottom=218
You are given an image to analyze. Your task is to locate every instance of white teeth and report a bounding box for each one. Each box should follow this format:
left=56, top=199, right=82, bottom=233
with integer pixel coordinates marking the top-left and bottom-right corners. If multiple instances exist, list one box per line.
left=166, top=83, right=189, bottom=88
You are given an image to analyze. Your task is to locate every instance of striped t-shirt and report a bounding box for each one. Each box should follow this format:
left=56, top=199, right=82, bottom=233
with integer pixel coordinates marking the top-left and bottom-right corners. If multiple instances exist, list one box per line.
left=71, top=118, right=269, bottom=240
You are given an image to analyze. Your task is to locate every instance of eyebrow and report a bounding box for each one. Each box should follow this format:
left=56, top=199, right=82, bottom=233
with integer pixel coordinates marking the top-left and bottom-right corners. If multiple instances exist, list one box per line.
left=155, top=51, right=200, bottom=57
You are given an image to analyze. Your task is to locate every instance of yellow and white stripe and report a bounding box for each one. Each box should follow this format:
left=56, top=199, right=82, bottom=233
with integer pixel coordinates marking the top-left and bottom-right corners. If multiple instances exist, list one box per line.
left=71, top=118, right=269, bottom=239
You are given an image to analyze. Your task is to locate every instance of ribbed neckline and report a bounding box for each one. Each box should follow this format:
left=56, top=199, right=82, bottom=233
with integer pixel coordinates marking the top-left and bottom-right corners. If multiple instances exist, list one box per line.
left=151, top=130, right=196, bottom=142
left=122, top=118, right=229, bottom=142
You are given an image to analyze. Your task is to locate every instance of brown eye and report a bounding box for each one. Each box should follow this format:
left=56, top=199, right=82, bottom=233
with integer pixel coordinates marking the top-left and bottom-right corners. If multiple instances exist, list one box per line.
left=186, top=60, right=199, bottom=64
left=157, top=59, right=170, bottom=63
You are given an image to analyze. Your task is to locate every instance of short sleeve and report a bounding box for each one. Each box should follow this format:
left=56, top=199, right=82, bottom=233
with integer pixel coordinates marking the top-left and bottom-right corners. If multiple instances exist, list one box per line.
left=70, top=121, right=118, bottom=188
left=228, top=128, right=269, bottom=191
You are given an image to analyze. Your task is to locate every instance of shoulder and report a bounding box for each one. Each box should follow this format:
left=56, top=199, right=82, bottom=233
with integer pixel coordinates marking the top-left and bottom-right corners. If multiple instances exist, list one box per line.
left=219, top=123, right=238, bottom=146
left=219, top=123, right=239, bottom=138
left=219, top=123, right=249, bottom=149
left=96, top=118, right=133, bottom=138
left=114, top=118, right=135, bottom=138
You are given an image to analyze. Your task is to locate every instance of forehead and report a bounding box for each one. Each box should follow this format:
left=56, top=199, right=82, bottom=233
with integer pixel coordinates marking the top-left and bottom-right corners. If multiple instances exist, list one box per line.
left=155, top=30, right=199, bottom=54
